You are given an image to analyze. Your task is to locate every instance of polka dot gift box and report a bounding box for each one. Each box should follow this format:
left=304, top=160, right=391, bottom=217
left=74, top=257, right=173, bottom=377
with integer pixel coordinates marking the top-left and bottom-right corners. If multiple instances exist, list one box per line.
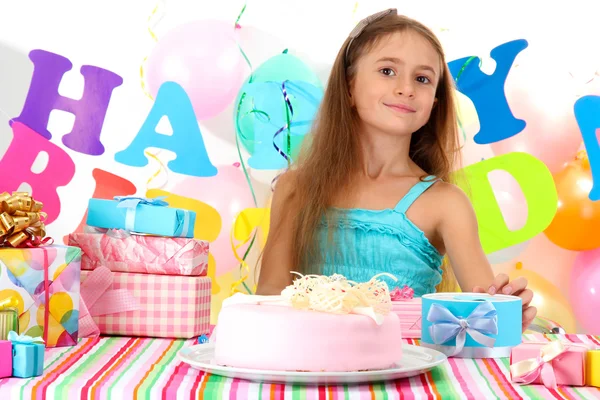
left=0, top=245, right=81, bottom=347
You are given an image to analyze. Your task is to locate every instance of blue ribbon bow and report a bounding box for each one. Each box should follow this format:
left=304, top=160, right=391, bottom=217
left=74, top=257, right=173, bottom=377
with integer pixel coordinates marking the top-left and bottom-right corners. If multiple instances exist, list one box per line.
left=114, top=195, right=169, bottom=208
left=8, top=330, right=45, bottom=345
left=427, top=301, right=498, bottom=356
left=114, top=196, right=169, bottom=232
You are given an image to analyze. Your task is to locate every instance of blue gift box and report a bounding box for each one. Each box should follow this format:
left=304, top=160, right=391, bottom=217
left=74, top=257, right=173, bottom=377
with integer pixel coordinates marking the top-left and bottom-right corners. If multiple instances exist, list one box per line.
left=421, top=293, right=522, bottom=358
left=12, top=341, right=44, bottom=378
left=86, top=196, right=195, bottom=238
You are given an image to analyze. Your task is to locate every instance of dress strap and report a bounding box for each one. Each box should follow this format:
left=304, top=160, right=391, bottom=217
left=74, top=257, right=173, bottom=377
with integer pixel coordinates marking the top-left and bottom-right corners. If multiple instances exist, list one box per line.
left=394, top=175, right=439, bottom=213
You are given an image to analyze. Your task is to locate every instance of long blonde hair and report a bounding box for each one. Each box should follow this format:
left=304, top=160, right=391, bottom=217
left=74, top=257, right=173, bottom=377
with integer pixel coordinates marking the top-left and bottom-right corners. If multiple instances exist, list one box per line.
left=267, top=13, right=462, bottom=292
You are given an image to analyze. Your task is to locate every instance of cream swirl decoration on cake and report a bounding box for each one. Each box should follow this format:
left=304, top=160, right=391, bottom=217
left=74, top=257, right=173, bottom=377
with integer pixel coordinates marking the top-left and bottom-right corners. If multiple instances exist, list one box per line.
left=221, top=272, right=397, bottom=325
left=280, top=272, right=396, bottom=324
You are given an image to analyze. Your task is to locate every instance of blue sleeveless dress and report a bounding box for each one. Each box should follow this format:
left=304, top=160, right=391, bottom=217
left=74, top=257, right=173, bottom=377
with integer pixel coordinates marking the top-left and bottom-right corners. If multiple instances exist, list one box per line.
left=304, top=175, right=444, bottom=297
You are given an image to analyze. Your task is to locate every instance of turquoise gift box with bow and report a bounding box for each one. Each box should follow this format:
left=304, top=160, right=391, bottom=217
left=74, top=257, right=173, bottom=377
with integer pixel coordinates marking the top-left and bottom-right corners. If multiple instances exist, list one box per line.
left=421, top=293, right=522, bottom=358
left=86, top=196, right=196, bottom=238
left=9, top=331, right=45, bottom=378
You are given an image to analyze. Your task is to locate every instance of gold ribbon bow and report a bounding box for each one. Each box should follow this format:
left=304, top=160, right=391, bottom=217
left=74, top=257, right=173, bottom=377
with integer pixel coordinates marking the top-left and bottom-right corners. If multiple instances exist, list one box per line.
left=0, top=191, right=48, bottom=247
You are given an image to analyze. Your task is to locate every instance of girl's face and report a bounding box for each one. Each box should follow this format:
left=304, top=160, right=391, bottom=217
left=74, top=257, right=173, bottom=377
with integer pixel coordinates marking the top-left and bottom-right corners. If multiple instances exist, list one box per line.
left=349, top=30, right=441, bottom=138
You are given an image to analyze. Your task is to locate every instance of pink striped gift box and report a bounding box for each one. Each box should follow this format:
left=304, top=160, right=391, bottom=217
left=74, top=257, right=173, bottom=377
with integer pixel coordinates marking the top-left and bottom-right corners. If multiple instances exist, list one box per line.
left=80, top=270, right=211, bottom=338
left=389, top=286, right=422, bottom=338
left=391, top=298, right=422, bottom=338
left=69, top=232, right=208, bottom=276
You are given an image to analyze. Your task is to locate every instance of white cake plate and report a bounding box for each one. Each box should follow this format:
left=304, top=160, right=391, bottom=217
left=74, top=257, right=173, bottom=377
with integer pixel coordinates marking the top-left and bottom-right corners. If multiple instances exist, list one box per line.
left=177, top=343, right=447, bottom=385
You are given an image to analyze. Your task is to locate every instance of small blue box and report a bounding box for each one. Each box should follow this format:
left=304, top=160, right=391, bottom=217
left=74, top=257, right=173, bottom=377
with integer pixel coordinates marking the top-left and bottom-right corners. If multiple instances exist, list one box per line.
left=86, top=198, right=195, bottom=238
left=12, top=342, right=44, bottom=378
left=421, top=293, right=522, bottom=358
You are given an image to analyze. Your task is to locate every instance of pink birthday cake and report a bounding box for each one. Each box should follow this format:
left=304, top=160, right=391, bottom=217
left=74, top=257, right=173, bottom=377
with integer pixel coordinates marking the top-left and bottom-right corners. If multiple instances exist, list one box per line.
left=390, top=286, right=422, bottom=339
left=213, top=273, right=403, bottom=372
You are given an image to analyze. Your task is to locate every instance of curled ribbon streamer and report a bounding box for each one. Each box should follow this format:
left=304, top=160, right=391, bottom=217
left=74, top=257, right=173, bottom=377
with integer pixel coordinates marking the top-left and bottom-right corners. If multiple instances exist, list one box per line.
left=8, top=330, right=44, bottom=344
left=139, top=1, right=168, bottom=188
left=427, top=301, right=498, bottom=356
left=234, top=2, right=253, bottom=73
left=229, top=210, right=266, bottom=295
left=229, top=1, right=260, bottom=296
left=231, top=112, right=260, bottom=295
left=140, top=0, right=167, bottom=101
left=273, top=80, right=293, bottom=163
left=233, top=3, right=251, bottom=69
left=510, top=340, right=568, bottom=390
left=229, top=228, right=257, bottom=295
left=144, top=150, right=169, bottom=190
left=269, top=79, right=294, bottom=191
left=0, top=191, right=52, bottom=248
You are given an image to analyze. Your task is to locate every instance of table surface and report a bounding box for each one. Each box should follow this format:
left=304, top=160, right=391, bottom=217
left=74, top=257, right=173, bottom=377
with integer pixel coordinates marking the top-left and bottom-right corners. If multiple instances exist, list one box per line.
left=0, top=333, right=599, bottom=399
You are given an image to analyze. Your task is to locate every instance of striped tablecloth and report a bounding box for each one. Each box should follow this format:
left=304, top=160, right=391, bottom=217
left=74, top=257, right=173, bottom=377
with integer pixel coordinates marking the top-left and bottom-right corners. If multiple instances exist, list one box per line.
left=1, top=334, right=599, bottom=399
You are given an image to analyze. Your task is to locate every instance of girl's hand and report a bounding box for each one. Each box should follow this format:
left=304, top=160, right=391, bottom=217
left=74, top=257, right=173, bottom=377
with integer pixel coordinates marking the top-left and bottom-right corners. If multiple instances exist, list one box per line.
left=473, top=273, right=537, bottom=332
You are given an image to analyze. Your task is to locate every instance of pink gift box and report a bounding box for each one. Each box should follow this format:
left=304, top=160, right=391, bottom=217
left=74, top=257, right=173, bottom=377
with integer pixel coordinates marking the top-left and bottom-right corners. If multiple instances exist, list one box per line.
left=510, top=341, right=589, bottom=387
left=69, top=232, right=208, bottom=276
left=0, top=340, right=11, bottom=378
left=391, top=299, right=422, bottom=338
left=80, top=270, right=211, bottom=339
left=390, top=286, right=422, bottom=338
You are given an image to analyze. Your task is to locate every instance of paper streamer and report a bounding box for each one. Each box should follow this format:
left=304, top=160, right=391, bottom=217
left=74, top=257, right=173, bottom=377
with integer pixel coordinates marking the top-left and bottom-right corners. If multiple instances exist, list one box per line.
left=229, top=2, right=260, bottom=296
left=140, top=0, right=167, bottom=101
left=139, top=1, right=168, bottom=189
left=229, top=208, right=270, bottom=295
left=144, top=150, right=168, bottom=190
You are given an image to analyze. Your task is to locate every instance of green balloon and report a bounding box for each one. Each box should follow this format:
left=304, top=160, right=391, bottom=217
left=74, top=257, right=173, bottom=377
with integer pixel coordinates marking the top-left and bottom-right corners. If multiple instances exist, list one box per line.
left=234, top=50, right=323, bottom=169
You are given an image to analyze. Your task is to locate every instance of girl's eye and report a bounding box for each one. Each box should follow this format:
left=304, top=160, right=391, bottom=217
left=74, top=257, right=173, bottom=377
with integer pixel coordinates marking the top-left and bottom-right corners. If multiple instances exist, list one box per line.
left=417, top=76, right=431, bottom=84
left=380, top=68, right=396, bottom=76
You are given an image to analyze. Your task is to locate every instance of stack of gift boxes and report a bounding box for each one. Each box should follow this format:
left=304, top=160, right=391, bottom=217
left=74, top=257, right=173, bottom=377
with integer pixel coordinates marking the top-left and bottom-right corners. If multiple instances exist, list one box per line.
left=69, top=196, right=211, bottom=339
left=0, top=192, right=211, bottom=379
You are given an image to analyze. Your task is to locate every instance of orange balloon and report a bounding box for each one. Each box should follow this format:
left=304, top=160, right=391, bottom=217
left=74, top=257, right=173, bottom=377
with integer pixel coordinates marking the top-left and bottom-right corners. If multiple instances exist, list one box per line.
left=544, top=153, right=600, bottom=250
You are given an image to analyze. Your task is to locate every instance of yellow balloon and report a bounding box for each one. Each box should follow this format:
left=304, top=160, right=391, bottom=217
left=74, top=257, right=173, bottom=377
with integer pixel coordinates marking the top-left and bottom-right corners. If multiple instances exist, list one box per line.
left=233, top=208, right=271, bottom=248
left=509, top=262, right=577, bottom=333
left=0, top=290, right=24, bottom=314
left=206, top=254, right=219, bottom=295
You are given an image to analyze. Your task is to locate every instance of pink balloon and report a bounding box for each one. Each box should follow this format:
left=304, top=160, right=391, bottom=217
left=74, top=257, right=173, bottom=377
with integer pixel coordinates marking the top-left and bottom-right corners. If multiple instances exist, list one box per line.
left=570, top=248, right=600, bottom=334
left=146, top=20, right=247, bottom=120
left=490, top=55, right=582, bottom=174
left=171, top=164, right=255, bottom=275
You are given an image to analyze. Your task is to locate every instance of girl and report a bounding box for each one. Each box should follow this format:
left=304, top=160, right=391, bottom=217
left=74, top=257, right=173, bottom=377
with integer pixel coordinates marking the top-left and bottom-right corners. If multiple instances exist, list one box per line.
left=256, top=9, right=536, bottom=331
